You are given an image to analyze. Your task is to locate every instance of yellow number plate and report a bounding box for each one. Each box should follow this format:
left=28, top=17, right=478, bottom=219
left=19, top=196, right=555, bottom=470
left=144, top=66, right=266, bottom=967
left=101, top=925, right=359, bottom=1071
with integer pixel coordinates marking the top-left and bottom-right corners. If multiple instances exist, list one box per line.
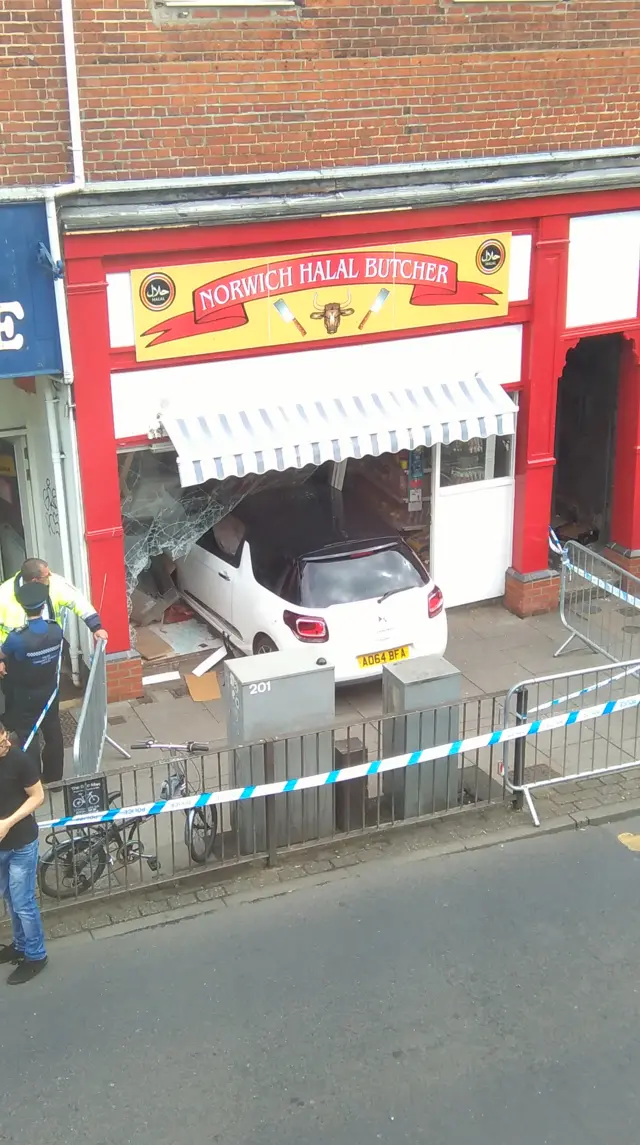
left=357, top=646, right=410, bottom=669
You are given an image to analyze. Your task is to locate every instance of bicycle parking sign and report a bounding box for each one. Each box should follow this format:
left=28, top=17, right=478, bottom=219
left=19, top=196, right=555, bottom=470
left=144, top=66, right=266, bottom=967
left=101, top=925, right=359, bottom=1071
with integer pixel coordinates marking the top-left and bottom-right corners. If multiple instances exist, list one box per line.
left=63, top=775, right=109, bottom=820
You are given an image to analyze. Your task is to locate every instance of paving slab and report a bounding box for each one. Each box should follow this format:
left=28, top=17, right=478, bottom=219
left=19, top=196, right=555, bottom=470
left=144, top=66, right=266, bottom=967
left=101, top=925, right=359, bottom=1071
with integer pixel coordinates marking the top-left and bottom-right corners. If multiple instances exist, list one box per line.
left=135, top=693, right=224, bottom=744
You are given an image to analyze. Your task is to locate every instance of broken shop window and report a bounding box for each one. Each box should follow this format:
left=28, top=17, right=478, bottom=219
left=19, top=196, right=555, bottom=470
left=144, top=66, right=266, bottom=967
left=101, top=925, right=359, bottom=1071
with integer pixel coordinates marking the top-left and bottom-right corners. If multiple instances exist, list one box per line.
left=118, top=448, right=319, bottom=654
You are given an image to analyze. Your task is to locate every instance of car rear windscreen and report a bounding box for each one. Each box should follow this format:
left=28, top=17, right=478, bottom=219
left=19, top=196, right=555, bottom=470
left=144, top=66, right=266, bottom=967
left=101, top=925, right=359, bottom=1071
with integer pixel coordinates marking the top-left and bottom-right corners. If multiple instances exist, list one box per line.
left=299, top=546, right=426, bottom=608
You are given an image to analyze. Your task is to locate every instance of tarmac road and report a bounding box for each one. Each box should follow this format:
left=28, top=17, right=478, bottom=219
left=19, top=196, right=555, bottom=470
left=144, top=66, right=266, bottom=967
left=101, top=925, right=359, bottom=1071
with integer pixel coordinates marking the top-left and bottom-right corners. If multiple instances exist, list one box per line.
left=3, top=815, right=640, bottom=1145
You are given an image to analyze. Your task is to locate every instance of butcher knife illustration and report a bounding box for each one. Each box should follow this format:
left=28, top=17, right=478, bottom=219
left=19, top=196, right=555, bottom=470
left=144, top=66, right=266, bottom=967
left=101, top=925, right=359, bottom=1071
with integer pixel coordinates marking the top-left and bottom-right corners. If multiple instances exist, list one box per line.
left=358, top=287, right=390, bottom=330
left=273, top=298, right=307, bottom=337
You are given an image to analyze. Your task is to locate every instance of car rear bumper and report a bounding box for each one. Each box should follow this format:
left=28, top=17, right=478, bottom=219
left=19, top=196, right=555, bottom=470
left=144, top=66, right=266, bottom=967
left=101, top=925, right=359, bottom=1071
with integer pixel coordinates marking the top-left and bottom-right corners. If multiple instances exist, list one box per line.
left=329, top=617, right=449, bottom=684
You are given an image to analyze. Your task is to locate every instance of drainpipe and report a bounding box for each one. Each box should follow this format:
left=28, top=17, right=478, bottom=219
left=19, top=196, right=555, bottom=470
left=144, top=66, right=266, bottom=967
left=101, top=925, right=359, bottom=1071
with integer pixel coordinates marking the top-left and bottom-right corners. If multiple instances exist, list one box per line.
left=41, top=0, right=86, bottom=685
left=44, top=382, right=82, bottom=684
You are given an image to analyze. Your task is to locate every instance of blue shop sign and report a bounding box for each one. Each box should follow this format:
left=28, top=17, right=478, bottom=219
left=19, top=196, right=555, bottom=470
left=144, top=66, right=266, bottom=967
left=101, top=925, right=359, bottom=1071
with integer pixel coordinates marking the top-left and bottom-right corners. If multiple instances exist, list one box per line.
left=0, top=203, right=62, bottom=378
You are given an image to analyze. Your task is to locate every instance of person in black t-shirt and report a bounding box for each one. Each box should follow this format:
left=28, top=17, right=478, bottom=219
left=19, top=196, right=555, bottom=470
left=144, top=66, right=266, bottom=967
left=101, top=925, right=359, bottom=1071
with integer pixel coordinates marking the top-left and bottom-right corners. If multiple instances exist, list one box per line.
left=0, top=722, right=47, bottom=984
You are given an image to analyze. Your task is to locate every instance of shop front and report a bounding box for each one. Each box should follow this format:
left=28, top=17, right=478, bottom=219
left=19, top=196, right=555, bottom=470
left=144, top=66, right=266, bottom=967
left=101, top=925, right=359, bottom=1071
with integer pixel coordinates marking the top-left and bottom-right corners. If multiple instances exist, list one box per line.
left=60, top=188, right=640, bottom=699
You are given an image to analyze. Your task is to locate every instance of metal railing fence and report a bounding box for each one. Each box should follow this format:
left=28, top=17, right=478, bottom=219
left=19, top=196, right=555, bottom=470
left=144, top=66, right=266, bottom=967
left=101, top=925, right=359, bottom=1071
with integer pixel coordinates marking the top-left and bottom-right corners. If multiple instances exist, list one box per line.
left=33, top=690, right=507, bottom=913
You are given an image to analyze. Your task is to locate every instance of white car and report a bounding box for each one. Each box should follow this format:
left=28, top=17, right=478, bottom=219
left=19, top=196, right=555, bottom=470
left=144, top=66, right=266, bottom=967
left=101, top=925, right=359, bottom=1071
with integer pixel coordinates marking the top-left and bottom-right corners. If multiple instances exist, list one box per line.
left=176, top=483, right=447, bottom=684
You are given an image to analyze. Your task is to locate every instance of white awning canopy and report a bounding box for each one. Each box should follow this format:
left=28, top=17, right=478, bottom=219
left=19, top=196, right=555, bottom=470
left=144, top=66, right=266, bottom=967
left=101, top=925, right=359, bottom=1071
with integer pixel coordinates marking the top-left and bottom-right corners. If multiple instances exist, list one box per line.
left=155, top=339, right=518, bottom=487
left=106, top=333, right=518, bottom=487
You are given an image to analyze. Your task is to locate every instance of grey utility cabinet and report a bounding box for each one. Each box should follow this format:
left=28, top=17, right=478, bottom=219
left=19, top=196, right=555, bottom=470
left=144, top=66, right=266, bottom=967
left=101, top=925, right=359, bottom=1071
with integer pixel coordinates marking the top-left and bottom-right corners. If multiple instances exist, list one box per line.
left=382, top=656, right=461, bottom=817
left=224, top=650, right=336, bottom=853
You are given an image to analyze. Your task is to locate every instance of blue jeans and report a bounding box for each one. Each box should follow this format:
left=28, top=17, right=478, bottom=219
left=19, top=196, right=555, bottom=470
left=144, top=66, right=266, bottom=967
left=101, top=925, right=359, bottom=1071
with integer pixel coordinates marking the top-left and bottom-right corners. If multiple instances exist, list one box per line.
left=0, top=839, right=47, bottom=962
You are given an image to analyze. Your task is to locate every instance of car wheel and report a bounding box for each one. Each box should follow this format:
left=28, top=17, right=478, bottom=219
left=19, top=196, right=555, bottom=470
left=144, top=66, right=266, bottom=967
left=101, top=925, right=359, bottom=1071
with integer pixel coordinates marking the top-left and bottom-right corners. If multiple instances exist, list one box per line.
left=253, top=634, right=278, bottom=655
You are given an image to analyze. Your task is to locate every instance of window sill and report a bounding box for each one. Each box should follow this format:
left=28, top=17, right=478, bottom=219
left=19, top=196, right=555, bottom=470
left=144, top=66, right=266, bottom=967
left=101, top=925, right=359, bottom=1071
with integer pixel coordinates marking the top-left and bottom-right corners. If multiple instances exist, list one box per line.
left=439, top=476, right=515, bottom=494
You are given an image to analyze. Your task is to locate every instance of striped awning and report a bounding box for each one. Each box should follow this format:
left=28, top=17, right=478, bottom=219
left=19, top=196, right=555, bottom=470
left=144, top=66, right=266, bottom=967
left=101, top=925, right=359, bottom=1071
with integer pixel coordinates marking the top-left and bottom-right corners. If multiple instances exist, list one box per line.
left=161, top=372, right=517, bottom=487
left=157, top=348, right=517, bottom=492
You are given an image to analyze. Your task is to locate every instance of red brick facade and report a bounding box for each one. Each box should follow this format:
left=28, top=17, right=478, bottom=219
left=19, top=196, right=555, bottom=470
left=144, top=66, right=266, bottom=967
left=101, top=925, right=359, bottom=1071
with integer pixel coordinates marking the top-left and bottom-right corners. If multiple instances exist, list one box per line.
left=2, top=0, right=640, bottom=185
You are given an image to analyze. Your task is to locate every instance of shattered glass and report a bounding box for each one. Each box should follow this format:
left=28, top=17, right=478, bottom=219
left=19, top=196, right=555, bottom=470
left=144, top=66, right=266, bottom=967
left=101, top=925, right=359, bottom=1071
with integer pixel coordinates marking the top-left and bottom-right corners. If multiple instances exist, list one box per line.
left=118, top=448, right=319, bottom=607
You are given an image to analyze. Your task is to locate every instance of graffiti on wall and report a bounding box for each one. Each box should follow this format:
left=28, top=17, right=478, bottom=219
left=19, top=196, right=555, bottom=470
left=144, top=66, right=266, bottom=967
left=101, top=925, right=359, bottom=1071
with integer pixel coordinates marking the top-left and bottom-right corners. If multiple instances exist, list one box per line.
left=42, top=477, right=59, bottom=536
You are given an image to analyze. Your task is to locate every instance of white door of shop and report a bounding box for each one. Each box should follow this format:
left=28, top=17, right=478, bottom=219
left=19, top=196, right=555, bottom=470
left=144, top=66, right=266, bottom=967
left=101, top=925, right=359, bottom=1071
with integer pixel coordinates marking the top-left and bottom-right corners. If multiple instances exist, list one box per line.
left=433, top=477, right=515, bottom=609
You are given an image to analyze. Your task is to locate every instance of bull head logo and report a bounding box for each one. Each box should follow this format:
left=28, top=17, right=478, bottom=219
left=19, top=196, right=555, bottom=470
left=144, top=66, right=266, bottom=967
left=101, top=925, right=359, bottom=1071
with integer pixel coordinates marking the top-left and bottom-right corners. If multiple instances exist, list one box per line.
left=310, top=291, right=355, bottom=335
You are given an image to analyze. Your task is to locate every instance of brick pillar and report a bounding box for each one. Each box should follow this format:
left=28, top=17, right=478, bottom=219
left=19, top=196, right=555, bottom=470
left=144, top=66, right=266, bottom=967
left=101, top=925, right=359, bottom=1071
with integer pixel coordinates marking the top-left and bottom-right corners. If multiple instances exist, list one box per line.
left=106, top=651, right=144, bottom=703
left=505, top=215, right=569, bottom=617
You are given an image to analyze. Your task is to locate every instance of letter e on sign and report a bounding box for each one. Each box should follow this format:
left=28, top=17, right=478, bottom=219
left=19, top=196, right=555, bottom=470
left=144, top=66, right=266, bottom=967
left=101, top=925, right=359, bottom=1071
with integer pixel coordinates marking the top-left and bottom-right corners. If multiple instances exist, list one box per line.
left=0, top=302, right=25, bottom=351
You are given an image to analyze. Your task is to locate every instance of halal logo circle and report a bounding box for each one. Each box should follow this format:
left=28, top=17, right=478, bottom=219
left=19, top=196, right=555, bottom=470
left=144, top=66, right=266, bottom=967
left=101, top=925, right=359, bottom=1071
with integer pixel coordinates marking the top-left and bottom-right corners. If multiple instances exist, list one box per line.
left=140, top=272, right=176, bottom=312
left=476, top=239, right=506, bottom=275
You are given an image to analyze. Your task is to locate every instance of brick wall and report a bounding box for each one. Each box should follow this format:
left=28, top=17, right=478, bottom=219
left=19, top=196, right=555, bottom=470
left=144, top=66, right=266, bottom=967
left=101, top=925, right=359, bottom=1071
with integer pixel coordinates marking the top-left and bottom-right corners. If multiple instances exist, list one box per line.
left=2, top=0, right=639, bottom=184
left=106, top=651, right=144, bottom=702
left=504, top=567, right=560, bottom=619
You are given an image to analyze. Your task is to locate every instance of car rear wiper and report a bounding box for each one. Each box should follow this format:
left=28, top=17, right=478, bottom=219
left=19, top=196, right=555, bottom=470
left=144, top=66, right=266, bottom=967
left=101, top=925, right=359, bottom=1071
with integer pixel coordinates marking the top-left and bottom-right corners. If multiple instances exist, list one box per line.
left=377, top=585, right=414, bottom=603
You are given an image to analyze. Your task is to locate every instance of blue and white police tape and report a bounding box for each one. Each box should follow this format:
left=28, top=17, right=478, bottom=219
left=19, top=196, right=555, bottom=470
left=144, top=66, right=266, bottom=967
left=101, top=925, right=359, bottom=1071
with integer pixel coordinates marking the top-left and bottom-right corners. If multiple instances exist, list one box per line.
left=39, top=690, right=640, bottom=831
left=548, top=527, right=565, bottom=557
left=22, top=610, right=66, bottom=753
left=528, top=661, right=640, bottom=715
left=566, top=562, right=640, bottom=610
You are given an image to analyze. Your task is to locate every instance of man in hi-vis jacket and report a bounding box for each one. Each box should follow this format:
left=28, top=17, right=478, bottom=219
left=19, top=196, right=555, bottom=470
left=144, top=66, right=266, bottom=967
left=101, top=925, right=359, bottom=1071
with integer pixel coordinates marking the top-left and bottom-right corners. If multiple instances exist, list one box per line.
left=0, top=558, right=108, bottom=783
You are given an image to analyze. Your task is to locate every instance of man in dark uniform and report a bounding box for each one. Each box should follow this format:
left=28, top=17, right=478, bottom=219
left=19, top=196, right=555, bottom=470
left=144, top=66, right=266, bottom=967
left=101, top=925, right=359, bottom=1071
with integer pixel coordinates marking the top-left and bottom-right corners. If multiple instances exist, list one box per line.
left=0, top=582, right=65, bottom=786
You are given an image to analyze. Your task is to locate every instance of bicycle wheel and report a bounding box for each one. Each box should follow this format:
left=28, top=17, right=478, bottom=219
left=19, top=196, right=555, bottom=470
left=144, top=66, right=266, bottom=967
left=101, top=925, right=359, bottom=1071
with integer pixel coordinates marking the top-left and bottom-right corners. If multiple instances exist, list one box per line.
left=185, top=805, right=218, bottom=864
left=38, top=836, right=108, bottom=899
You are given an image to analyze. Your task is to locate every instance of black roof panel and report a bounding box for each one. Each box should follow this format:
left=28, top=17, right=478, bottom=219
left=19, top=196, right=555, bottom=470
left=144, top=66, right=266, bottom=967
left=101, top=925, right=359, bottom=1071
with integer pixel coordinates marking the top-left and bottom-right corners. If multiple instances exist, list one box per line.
left=234, top=481, right=398, bottom=559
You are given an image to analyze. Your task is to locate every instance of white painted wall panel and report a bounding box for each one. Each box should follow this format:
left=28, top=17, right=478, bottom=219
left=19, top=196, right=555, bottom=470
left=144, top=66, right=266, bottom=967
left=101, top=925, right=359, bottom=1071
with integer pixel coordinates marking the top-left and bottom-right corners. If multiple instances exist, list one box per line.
left=111, top=323, right=523, bottom=441
left=508, top=234, right=532, bottom=302
left=566, top=212, right=640, bottom=329
left=106, top=272, right=135, bottom=348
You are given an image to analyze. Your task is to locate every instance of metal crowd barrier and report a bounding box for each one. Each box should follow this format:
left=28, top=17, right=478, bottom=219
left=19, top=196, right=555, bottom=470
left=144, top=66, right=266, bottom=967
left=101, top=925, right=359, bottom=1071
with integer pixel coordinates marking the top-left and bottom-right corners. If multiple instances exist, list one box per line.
left=504, top=659, right=640, bottom=825
left=555, top=538, right=640, bottom=663
left=71, top=638, right=130, bottom=777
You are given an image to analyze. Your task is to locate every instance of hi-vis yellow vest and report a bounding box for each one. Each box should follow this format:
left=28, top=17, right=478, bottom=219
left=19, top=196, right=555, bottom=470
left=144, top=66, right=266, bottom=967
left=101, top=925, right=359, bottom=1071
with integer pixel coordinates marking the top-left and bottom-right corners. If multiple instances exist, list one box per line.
left=0, top=572, right=100, bottom=644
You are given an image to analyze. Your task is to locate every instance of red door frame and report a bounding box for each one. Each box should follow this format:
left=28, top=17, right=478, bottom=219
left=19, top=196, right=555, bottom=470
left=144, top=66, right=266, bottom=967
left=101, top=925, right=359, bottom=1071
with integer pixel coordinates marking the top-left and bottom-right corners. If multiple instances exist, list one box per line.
left=63, top=188, right=640, bottom=654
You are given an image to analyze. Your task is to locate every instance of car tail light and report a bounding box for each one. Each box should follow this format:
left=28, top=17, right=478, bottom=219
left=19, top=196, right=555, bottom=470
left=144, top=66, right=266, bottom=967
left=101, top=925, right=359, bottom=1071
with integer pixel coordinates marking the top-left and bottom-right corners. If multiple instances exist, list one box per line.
left=428, top=585, right=444, bottom=618
left=283, top=610, right=329, bottom=642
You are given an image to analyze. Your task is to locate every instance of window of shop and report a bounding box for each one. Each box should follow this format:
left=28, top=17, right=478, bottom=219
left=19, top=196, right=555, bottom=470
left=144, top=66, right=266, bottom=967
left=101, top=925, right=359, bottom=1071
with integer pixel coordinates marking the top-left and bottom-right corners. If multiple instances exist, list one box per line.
left=346, top=448, right=433, bottom=569
left=439, top=432, right=515, bottom=487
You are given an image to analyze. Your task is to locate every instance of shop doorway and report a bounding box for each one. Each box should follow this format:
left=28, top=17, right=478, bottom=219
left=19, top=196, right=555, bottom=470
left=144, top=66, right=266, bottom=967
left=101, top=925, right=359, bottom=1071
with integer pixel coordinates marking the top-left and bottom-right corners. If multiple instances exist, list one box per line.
left=553, top=334, right=623, bottom=547
left=0, top=434, right=36, bottom=580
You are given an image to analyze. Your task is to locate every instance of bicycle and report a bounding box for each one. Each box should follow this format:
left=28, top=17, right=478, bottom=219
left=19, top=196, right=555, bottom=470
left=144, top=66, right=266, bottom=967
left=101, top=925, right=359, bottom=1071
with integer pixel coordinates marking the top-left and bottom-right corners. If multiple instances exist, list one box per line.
left=39, top=792, right=159, bottom=900
left=130, top=739, right=218, bottom=866
left=38, top=741, right=217, bottom=900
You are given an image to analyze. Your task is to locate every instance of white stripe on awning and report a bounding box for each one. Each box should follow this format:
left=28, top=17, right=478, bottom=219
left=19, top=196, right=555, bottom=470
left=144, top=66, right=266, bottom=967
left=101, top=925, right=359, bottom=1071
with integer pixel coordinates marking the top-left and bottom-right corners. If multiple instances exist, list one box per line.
left=161, top=370, right=517, bottom=487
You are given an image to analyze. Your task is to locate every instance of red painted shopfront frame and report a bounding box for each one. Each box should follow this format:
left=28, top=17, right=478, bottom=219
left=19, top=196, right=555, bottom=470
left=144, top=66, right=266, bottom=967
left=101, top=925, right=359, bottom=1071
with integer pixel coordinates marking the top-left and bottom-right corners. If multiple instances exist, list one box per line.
left=64, top=188, right=640, bottom=654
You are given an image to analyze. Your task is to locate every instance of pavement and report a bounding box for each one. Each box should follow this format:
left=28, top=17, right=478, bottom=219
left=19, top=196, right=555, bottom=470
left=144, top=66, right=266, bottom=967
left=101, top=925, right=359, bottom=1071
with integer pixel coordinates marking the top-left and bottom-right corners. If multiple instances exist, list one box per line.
left=4, top=810, right=640, bottom=1145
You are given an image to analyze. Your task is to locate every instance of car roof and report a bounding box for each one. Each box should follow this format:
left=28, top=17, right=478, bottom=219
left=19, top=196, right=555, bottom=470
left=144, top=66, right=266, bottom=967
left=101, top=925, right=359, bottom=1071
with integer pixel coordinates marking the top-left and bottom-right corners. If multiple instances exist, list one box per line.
left=232, top=481, right=399, bottom=560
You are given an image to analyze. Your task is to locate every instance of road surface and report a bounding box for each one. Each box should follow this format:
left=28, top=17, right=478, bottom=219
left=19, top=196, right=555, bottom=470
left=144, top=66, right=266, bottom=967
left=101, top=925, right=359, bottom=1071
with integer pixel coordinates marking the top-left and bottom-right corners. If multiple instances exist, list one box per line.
left=4, top=816, right=640, bottom=1145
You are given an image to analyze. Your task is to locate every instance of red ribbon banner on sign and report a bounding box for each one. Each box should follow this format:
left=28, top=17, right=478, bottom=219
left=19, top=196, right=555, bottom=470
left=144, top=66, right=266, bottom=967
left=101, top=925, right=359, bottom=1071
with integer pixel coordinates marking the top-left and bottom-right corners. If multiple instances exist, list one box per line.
left=142, top=250, right=502, bottom=347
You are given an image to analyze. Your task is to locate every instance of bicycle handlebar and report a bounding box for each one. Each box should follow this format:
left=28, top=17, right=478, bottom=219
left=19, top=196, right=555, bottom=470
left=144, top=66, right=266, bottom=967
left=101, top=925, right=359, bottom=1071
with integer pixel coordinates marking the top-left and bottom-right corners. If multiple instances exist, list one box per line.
left=130, top=740, right=210, bottom=754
